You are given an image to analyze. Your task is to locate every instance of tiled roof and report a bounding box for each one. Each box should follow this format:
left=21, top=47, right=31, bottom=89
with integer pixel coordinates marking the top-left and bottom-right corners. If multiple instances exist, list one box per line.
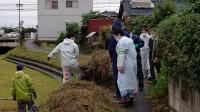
left=98, top=11, right=118, bottom=17
left=121, top=0, right=154, bottom=17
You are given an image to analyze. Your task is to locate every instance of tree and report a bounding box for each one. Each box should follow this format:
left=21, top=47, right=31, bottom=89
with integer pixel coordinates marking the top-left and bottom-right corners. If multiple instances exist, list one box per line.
left=56, top=22, right=81, bottom=44
left=81, top=10, right=100, bottom=25
left=125, top=16, right=154, bottom=35
left=1, top=27, right=14, bottom=33
left=153, top=0, right=177, bottom=25
left=24, top=28, right=37, bottom=33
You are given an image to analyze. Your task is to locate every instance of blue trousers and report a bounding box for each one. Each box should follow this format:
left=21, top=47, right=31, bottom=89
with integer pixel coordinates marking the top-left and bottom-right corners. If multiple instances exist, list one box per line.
left=112, top=66, right=121, bottom=98
left=17, top=100, right=36, bottom=112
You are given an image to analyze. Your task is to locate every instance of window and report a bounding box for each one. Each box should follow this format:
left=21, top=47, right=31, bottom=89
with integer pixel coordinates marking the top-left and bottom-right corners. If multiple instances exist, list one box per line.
left=45, top=0, right=58, bottom=9
left=52, top=1, right=58, bottom=9
left=66, top=0, right=78, bottom=8
left=66, top=1, right=72, bottom=7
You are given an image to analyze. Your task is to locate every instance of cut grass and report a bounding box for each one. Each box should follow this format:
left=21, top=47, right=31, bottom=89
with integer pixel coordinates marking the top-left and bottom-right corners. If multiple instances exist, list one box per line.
left=0, top=56, right=60, bottom=111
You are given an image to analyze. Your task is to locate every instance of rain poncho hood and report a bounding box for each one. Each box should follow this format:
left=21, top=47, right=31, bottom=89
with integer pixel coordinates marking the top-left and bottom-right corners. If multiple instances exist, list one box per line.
left=116, top=36, right=138, bottom=98
left=48, top=38, right=79, bottom=67
left=11, top=71, right=36, bottom=101
left=140, top=33, right=150, bottom=49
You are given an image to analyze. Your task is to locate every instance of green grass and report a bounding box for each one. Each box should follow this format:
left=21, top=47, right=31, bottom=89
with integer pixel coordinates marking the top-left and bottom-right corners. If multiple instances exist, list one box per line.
left=38, top=43, right=56, bottom=52
left=7, top=47, right=61, bottom=69
left=0, top=56, right=60, bottom=111
left=7, top=47, right=91, bottom=69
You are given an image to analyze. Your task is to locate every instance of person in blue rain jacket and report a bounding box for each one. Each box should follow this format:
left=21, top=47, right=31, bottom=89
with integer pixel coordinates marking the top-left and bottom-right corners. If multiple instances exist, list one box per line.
left=109, top=19, right=123, bottom=98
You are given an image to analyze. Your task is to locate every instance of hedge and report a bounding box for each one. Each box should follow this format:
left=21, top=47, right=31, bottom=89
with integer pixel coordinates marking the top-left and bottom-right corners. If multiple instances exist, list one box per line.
left=156, top=13, right=200, bottom=89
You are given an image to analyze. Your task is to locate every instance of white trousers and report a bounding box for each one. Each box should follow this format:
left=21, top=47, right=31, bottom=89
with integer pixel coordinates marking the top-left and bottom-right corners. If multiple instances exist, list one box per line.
left=61, top=64, right=82, bottom=83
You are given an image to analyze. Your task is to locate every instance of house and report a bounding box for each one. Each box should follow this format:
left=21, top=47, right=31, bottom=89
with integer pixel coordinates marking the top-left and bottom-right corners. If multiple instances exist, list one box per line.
left=118, top=0, right=156, bottom=19
left=88, top=18, right=114, bottom=33
left=37, top=0, right=93, bottom=41
left=82, top=18, right=114, bottom=46
left=98, top=11, right=118, bottom=18
left=0, top=30, right=4, bottom=37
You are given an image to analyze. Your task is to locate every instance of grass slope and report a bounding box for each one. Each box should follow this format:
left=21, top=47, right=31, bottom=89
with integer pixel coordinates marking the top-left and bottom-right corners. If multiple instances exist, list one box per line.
left=0, top=56, right=60, bottom=111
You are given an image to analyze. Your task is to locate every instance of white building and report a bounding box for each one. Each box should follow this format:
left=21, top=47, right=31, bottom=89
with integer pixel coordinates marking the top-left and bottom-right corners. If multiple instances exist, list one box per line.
left=38, top=0, right=93, bottom=40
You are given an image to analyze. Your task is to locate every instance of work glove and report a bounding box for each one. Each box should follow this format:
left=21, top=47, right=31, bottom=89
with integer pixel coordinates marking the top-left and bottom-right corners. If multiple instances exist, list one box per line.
left=135, top=44, right=139, bottom=49
left=33, top=92, right=37, bottom=100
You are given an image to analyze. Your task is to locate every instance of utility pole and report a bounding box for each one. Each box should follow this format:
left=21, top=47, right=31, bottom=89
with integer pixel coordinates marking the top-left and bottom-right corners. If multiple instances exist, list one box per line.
left=16, top=0, right=23, bottom=46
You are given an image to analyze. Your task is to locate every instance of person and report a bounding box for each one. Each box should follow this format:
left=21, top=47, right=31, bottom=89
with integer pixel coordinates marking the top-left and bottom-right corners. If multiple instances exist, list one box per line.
left=109, top=19, right=123, bottom=98
left=123, top=28, right=130, bottom=38
left=131, top=34, right=145, bottom=91
left=47, top=33, right=83, bottom=83
left=140, top=28, right=151, bottom=80
left=149, top=30, right=156, bottom=80
left=149, top=30, right=161, bottom=78
left=114, top=29, right=138, bottom=104
left=11, top=63, right=37, bottom=112
left=123, top=30, right=145, bottom=91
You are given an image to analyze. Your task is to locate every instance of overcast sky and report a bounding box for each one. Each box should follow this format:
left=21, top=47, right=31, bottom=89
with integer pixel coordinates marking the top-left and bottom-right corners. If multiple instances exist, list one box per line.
left=0, top=0, right=121, bottom=28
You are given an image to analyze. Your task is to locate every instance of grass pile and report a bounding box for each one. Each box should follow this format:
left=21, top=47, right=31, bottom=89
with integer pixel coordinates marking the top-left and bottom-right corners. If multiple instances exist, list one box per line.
left=40, top=80, right=125, bottom=112
left=81, top=51, right=113, bottom=85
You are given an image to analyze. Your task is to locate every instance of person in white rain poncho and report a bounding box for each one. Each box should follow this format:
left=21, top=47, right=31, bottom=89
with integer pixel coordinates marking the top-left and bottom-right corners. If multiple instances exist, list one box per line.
left=47, top=33, right=83, bottom=83
left=140, top=28, right=151, bottom=80
left=113, top=29, right=138, bottom=103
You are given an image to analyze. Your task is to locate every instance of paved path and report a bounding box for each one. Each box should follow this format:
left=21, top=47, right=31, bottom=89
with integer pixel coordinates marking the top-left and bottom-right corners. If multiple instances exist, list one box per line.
left=24, top=39, right=48, bottom=53
left=127, top=84, right=150, bottom=112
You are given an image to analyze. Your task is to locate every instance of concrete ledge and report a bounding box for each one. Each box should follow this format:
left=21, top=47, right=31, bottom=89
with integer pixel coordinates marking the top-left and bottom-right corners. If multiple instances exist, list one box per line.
left=169, top=76, right=200, bottom=112
left=6, top=56, right=62, bottom=81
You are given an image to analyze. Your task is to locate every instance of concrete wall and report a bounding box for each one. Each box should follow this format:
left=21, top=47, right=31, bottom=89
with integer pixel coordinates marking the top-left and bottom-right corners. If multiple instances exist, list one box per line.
left=169, top=76, right=200, bottom=112
left=38, top=0, right=93, bottom=40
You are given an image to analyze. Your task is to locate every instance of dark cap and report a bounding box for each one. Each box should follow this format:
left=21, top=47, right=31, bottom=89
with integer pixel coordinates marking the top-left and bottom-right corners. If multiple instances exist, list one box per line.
left=16, top=63, right=24, bottom=71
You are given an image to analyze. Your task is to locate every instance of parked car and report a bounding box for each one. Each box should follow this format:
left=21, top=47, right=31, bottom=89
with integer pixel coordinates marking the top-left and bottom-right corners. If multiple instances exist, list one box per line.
left=5, top=32, right=19, bottom=38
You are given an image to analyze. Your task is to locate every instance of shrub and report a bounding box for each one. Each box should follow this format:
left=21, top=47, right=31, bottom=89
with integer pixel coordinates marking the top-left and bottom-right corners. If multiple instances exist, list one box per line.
left=124, top=16, right=154, bottom=35
left=156, top=13, right=200, bottom=89
left=57, top=22, right=81, bottom=44
left=149, top=67, right=169, bottom=98
left=148, top=66, right=170, bottom=112
left=56, top=32, right=66, bottom=45
left=153, top=0, right=177, bottom=25
left=81, top=10, right=100, bottom=25
left=67, top=22, right=81, bottom=43
left=98, top=26, right=111, bottom=48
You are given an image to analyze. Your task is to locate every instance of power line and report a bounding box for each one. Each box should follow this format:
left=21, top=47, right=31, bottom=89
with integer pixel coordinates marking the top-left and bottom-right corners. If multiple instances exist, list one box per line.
left=0, top=4, right=37, bottom=6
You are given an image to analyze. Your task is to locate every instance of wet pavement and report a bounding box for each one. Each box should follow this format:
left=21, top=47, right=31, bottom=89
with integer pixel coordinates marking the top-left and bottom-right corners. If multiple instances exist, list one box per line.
left=126, top=84, right=150, bottom=112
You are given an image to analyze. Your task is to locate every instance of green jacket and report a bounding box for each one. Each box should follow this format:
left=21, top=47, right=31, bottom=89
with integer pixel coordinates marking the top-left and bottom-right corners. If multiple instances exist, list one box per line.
left=11, top=71, right=36, bottom=101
